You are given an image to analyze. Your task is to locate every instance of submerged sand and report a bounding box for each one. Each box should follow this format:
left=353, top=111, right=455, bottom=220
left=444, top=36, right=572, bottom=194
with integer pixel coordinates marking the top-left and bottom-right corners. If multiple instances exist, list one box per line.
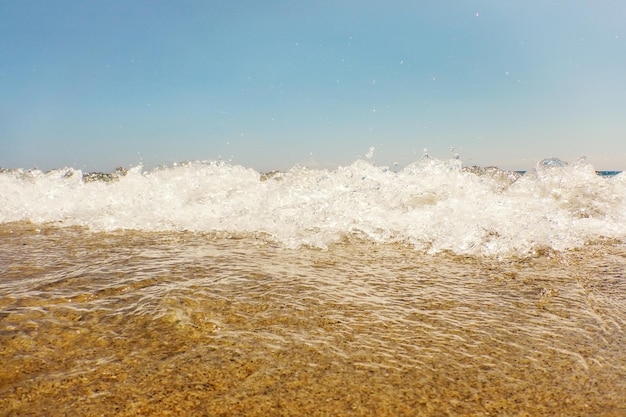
left=1, top=223, right=625, bottom=416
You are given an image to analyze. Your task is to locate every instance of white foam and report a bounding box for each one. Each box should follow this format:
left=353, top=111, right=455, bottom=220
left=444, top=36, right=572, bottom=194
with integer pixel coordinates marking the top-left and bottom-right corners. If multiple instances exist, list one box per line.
left=1, top=158, right=624, bottom=256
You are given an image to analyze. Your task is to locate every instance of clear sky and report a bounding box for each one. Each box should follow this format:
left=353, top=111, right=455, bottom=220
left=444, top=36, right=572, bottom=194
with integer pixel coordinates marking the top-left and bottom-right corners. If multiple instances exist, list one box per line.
left=1, top=1, right=625, bottom=172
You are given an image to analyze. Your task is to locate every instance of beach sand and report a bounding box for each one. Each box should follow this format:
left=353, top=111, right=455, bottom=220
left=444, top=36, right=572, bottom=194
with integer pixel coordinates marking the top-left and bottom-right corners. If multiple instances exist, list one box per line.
left=1, top=223, right=625, bottom=416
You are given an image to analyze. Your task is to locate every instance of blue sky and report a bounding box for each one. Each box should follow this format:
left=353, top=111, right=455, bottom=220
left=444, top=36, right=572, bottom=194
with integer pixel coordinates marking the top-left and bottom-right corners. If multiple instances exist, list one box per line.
left=1, top=1, right=625, bottom=172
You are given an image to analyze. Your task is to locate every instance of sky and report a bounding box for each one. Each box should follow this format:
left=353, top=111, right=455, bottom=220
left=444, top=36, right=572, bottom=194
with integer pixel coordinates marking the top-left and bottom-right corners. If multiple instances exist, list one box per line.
left=1, top=1, right=625, bottom=172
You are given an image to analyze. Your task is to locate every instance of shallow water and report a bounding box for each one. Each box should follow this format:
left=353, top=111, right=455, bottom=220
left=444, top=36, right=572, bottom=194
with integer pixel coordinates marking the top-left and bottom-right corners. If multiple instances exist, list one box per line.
left=1, top=223, right=625, bottom=416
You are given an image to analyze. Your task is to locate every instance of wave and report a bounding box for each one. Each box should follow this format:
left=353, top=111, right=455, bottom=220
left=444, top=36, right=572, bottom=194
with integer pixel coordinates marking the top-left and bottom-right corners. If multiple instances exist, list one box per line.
left=1, top=157, right=625, bottom=256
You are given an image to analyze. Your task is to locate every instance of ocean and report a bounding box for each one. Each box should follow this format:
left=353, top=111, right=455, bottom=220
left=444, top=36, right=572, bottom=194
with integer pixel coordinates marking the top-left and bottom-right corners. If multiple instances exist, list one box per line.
left=1, top=157, right=625, bottom=416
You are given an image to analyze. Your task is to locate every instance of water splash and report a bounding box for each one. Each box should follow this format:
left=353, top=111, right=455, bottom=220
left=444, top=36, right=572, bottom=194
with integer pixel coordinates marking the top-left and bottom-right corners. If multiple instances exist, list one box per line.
left=1, top=157, right=624, bottom=257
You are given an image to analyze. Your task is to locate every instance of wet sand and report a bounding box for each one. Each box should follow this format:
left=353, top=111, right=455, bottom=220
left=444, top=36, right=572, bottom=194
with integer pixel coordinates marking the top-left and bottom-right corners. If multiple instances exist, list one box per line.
left=1, top=223, right=625, bottom=416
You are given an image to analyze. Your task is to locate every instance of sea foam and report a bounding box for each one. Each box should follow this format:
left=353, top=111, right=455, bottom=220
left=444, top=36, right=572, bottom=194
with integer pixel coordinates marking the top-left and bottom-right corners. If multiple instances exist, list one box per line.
left=1, top=157, right=624, bottom=256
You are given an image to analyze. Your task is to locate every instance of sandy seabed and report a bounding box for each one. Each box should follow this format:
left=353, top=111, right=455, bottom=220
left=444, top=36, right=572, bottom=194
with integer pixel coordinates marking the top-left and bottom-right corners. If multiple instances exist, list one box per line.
left=1, top=223, right=625, bottom=416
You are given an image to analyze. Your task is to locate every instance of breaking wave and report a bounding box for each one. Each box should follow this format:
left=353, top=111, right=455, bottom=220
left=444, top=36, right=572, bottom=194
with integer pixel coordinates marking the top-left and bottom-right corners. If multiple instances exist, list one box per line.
left=1, top=157, right=624, bottom=256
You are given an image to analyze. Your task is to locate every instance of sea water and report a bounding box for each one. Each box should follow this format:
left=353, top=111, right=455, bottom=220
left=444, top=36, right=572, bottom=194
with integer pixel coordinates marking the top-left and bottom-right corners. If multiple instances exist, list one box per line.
left=1, top=157, right=625, bottom=416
